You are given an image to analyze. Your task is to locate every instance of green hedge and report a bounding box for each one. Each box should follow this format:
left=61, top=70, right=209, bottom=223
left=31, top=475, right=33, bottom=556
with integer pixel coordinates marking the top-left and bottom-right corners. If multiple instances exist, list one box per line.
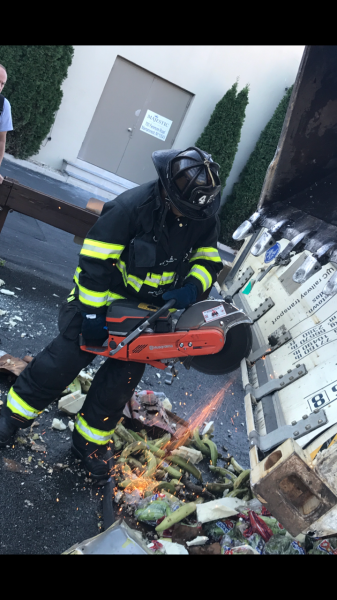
left=196, top=81, right=249, bottom=191
left=219, top=86, right=293, bottom=248
left=0, top=45, right=74, bottom=159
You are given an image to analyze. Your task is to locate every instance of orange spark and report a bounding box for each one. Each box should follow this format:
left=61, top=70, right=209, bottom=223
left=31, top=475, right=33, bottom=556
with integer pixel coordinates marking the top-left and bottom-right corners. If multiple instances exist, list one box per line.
left=169, top=378, right=234, bottom=451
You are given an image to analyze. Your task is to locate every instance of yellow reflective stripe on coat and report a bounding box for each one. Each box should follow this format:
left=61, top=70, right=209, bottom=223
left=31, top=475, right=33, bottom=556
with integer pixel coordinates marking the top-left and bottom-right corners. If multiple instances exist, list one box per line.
left=107, top=292, right=126, bottom=305
left=189, top=247, right=222, bottom=263
left=80, top=238, right=125, bottom=261
left=144, top=273, right=162, bottom=288
left=117, top=262, right=175, bottom=293
left=67, top=287, right=76, bottom=302
left=117, top=259, right=142, bottom=291
left=7, top=387, right=41, bottom=420
left=160, top=271, right=175, bottom=285
left=74, top=266, right=109, bottom=307
left=127, top=273, right=143, bottom=292
left=77, top=283, right=109, bottom=308
left=75, top=414, right=114, bottom=445
left=116, top=260, right=127, bottom=286
left=187, top=264, right=212, bottom=292
left=137, top=271, right=175, bottom=289
left=74, top=266, right=81, bottom=285
left=117, top=260, right=144, bottom=292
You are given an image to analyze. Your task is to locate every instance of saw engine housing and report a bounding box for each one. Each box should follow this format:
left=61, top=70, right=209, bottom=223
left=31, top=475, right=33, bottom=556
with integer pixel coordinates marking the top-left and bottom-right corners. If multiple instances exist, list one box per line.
left=79, top=299, right=253, bottom=375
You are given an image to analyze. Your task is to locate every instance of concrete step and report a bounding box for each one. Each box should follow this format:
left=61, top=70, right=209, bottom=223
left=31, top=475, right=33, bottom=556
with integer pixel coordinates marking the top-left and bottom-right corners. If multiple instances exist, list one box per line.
left=63, top=159, right=138, bottom=199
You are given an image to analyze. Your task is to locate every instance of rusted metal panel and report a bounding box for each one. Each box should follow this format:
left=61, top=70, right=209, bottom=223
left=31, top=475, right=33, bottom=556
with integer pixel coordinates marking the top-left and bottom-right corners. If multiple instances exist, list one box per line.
left=259, top=45, right=337, bottom=225
left=251, top=438, right=337, bottom=536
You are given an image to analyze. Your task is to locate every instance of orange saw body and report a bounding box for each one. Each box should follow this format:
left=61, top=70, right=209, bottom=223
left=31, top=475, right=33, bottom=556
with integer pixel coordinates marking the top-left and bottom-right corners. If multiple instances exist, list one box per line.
left=80, top=298, right=253, bottom=377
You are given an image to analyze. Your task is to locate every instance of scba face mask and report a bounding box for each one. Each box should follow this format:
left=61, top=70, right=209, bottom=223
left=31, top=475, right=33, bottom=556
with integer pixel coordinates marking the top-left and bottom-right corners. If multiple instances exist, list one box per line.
left=152, top=147, right=221, bottom=220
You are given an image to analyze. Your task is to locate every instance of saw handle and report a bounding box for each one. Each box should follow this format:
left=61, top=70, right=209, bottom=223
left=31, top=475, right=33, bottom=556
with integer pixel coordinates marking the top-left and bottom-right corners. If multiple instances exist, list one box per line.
left=146, top=299, right=176, bottom=326
left=108, top=298, right=176, bottom=357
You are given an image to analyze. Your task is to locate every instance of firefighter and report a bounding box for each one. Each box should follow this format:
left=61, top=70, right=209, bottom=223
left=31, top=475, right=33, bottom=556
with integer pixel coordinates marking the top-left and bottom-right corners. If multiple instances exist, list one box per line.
left=0, top=147, right=223, bottom=478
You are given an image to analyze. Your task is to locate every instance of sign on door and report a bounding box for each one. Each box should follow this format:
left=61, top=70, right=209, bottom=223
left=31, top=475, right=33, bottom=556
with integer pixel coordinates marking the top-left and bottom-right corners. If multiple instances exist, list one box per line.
left=140, top=109, right=173, bottom=142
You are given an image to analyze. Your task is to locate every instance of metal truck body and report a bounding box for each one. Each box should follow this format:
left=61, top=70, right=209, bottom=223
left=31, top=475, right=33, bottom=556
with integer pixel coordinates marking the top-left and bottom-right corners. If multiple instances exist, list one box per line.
left=220, top=45, right=337, bottom=537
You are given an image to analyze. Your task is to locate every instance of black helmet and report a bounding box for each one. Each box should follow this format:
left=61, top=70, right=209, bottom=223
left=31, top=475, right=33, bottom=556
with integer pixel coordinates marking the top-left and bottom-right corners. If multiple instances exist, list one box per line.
left=152, top=146, right=221, bottom=220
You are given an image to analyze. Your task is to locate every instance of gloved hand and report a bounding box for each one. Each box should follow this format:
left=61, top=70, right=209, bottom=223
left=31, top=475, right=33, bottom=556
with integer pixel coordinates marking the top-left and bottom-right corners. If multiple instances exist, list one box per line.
left=81, top=313, right=108, bottom=341
left=162, top=283, right=198, bottom=309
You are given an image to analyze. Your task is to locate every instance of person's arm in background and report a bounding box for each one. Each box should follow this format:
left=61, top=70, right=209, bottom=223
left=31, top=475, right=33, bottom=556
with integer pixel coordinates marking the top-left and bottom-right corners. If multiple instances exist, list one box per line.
left=0, top=97, right=13, bottom=184
left=0, top=131, right=6, bottom=183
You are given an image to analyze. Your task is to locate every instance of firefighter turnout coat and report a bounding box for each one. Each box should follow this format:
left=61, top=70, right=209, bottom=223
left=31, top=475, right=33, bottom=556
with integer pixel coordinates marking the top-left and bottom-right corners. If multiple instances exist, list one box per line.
left=70, top=180, right=223, bottom=311
left=4, top=179, right=223, bottom=449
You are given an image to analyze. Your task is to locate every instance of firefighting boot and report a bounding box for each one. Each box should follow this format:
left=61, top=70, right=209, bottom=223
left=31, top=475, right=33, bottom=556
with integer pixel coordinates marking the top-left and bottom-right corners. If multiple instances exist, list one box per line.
left=0, top=414, right=20, bottom=448
left=71, top=426, right=110, bottom=480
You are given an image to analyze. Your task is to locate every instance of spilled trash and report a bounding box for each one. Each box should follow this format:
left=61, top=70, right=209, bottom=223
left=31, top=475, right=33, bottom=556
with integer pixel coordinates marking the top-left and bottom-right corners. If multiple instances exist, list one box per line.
left=0, top=351, right=33, bottom=377
left=62, top=390, right=334, bottom=555
left=1, top=354, right=334, bottom=555
left=64, top=518, right=152, bottom=555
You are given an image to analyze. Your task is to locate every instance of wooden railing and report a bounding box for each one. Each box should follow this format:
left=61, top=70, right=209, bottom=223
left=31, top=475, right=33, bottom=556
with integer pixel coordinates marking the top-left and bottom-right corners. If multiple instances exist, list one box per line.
left=0, top=177, right=102, bottom=238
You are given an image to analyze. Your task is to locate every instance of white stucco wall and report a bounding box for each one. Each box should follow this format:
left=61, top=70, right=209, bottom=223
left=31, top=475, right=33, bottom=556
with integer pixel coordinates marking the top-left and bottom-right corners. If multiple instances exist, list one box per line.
left=33, top=45, right=305, bottom=199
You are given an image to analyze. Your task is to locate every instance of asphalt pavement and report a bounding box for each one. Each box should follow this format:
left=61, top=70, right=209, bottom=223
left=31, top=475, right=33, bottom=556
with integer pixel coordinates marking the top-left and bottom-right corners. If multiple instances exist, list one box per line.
left=0, top=159, right=249, bottom=554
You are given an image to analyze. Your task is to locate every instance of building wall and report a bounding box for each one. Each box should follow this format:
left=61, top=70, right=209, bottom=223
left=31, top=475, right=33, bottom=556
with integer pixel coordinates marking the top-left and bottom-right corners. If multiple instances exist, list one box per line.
left=33, top=45, right=305, bottom=200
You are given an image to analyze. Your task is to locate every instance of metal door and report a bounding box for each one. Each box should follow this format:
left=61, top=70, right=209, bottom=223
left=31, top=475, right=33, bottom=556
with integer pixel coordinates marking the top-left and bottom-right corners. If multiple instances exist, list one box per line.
left=78, top=56, right=193, bottom=185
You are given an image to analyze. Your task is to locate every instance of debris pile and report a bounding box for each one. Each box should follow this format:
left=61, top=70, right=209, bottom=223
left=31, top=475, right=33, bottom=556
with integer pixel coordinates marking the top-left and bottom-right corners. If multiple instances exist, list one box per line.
left=58, top=385, right=337, bottom=555
left=0, top=351, right=33, bottom=377
left=1, top=320, right=335, bottom=556
left=64, top=518, right=152, bottom=555
left=71, top=393, right=336, bottom=556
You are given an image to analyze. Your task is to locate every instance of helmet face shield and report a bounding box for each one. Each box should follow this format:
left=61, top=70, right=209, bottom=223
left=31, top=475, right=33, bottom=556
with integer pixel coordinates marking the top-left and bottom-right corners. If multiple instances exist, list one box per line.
left=152, top=146, right=221, bottom=220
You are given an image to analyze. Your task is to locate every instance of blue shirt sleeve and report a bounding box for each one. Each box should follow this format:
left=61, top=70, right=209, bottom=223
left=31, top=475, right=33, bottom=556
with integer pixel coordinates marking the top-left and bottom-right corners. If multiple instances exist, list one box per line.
left=0, top=98, right=13, bottom=132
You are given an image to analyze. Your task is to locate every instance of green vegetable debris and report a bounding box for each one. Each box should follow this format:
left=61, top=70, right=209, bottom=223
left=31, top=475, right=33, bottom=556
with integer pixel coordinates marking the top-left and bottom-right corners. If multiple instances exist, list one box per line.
left=107, top=409, right=330, bottom=557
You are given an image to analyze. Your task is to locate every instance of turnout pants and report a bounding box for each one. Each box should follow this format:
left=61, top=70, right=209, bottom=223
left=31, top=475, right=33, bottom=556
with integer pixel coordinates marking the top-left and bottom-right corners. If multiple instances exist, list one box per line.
left=4, top=301, right=145, bottom=451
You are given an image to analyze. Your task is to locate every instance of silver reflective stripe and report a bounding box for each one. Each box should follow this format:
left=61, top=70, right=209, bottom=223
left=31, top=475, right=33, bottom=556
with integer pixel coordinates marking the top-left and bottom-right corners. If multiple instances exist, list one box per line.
left=160, top=272, right=175, bottom=284
left=73, top=267, right=108, bottom=307
left=107, top=292, right=126, bottom=303
left=144, top=273, right=161, bottom=287
left=7, top=391, right=38, bottom=419
left=74, top=266, right=81, bottom=283
left=117, top=261, right=144, bottom=292
left=81, top=241, right=124, bottom=258
left=116, top=260, right=127, bottom=285
left=127, top=274, right=143, bottom=291
left=78, top=288, right=107, bottom=305
left=188, top=265, right=212, bottom=290
left=190, top=248, right=222, bottom=261
left=75, top=415, right=112, bottom=444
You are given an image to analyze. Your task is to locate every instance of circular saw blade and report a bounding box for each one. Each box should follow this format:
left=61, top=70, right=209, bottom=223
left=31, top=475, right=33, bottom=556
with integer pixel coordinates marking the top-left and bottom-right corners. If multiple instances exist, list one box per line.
left=189, top=323, right=252, bottom=375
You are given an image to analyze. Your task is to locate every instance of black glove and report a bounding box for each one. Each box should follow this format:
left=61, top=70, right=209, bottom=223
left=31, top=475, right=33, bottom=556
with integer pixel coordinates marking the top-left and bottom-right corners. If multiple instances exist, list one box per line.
left=162, top=283, right=198, bottom=309
left=81, top=313, right=108, bottom=342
